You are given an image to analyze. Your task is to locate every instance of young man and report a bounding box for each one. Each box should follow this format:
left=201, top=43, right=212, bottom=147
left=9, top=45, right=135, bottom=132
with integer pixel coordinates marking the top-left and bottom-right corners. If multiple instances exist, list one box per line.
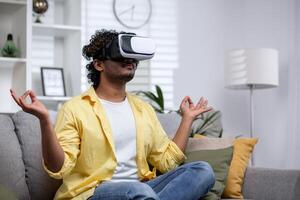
left=11, top=29, right=215, bottom=200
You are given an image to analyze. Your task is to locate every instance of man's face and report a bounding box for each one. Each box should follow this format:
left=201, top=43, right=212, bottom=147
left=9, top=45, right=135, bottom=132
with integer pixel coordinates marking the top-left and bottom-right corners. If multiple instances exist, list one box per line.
left=101, top=58, right=138, bottom=83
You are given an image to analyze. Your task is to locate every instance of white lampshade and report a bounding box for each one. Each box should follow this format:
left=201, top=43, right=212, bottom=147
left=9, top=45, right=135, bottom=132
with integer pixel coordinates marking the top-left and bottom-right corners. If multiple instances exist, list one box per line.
left=225, top=48, right=279, bottom=89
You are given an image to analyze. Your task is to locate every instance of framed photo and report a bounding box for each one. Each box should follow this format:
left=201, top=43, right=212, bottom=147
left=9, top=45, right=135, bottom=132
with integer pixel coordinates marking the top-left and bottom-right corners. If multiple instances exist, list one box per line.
left=41, top=67, right=66, bottom=96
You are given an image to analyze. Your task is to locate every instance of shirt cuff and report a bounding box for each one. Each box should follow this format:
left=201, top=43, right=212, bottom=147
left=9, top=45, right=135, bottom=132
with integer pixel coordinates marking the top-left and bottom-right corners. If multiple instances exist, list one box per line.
left=42, top=153, right=70, bottom=179
left=168, top=141, right=187, bottom=164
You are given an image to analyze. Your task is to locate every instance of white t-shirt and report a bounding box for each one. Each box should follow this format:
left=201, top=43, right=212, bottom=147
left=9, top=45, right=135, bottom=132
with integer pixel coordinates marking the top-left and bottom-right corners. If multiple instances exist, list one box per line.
left=99, top=97, right=138, bottom=181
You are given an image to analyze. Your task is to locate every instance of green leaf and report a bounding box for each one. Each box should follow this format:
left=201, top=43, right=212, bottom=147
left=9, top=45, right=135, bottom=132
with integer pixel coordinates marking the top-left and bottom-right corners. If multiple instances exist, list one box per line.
left=219, top=129, right=223, bottom=138
left=155, top=85, right=164, bottom=111
left=135, top=91, right=163, bottom=112
left=138, top=91, right=157, bottom=101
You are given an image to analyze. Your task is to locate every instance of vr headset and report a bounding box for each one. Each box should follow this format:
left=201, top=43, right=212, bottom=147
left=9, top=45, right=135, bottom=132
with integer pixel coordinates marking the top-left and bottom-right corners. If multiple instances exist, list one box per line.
left=98, top=33, right=155, bottom=61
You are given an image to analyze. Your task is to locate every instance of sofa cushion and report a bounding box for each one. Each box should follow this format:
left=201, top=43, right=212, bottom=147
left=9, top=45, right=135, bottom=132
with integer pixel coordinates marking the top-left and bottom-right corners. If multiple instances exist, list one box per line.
left=222, top=138, right=258, bottom=199
left=12, top=111, right=61, bottom=200
left=187, top=147, right=233, bottom=200
left=0, top=114, right=30, bottom=200
left=187, top=137, right=234, bottom=151
left=190, top=110, right=223, bottom=138
left=185, top=137, right=234, bottom=200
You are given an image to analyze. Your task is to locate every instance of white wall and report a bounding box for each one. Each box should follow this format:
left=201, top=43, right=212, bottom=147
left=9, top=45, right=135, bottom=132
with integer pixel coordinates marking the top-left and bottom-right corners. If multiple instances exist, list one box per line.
left=290, top=0, right=300, bottom=168
left=175, top=0, right=298, bottom=169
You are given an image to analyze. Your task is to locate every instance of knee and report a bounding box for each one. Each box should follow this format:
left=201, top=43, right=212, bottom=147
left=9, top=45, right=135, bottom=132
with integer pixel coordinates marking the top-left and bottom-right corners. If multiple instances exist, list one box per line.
left=127, top=182, right=159, bottom=200
left=185, top=161, right=215, bottom=187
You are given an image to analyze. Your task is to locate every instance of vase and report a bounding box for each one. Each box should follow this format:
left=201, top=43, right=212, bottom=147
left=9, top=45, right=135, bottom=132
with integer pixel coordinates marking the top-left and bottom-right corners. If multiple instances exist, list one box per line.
left=1, top=34, right=20, bottom=57
left=33, top=0, right=49, bottom=23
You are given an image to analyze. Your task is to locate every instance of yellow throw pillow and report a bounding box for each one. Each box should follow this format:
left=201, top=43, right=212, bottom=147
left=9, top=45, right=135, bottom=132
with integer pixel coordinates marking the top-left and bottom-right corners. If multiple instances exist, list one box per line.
left=222, top=138, right=258, bottom=199
left=193, top=134, right=207, bottom=139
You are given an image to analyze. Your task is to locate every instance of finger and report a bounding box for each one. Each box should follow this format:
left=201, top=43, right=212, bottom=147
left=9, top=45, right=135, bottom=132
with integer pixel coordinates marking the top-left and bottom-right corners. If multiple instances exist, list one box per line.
left=197, top=98, right=206, bottom=110
left=19, top=97, right=31, bottom=111
left=19, top=90, right=31, bottom=104
left=20, top=90, right=30, bottom=99
left=202, top=100, right=208, bottom=108
left=180, top=96, right=189, bottom=107
left=10, top=89, right=22, bottom=106
left=196, top=97, right=204, bottom=109
left=18, top=90, right=30, bottom=106
left=195, top=106, right=213, bottom=117
left=187, top=96, right=194, bottom=108
left=202, top=106, right=213, bottom=114
left=28, top=90, right=38, bottom=102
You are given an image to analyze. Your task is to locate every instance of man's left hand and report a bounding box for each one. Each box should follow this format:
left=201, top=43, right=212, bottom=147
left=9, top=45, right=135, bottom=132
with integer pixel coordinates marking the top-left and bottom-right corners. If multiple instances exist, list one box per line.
left=179, top=96, right=213, bottom=121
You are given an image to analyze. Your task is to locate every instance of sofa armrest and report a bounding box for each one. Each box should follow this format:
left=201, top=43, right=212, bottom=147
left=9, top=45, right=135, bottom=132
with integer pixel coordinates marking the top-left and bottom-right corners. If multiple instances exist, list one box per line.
left=242, top=167, right=300, bottom=200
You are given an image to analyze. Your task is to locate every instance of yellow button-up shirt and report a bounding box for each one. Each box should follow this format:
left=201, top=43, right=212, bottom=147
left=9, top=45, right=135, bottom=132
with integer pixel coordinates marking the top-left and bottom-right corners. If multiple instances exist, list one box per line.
left=44, top=87, right=185, bottom=200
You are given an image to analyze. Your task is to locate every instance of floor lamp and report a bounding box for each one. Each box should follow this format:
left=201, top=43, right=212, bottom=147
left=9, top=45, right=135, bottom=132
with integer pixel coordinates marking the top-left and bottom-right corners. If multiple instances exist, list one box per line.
left=224, top=48, right=279, bottom=166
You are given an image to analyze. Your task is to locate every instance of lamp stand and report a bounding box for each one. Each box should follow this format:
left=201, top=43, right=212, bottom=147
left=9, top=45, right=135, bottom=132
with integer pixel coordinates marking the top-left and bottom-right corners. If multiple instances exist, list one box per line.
left=249, top=84, right=255, bottom=166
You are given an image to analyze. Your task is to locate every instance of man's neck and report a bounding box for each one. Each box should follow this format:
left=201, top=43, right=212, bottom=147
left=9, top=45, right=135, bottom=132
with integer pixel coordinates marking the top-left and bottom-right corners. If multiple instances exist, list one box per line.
left=95, top=81, right=126, bottom=102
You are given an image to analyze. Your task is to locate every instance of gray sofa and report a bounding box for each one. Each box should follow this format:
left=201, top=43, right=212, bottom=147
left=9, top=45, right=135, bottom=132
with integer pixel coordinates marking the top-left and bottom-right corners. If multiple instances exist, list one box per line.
left=0, top=111, right=299, bottom=200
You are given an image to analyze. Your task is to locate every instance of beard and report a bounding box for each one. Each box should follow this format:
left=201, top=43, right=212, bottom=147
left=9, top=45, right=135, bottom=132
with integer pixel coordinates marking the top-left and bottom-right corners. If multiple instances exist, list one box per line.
left=113, top=63, right=137, bottom=83
left=105, top=69, right=136, bottom=83
left=102, top=60, right=138, bottom=84
left=120, top=73, right=135, bottom=82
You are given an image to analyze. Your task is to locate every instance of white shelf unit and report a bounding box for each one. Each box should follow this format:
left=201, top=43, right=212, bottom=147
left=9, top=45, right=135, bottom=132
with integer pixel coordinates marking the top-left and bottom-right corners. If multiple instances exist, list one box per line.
left=0, top=1, right=29, bottom=113
left=37, top=96, right=71, bottom=101
left=31, top=0, right=82, bottom=108
left=0, top=57, right=26, bottom=67
left=32, top=23, right=81, bottom=37
left=0, top=0, right=82, bottom=113
left=0, top=0, right=27, bottom=5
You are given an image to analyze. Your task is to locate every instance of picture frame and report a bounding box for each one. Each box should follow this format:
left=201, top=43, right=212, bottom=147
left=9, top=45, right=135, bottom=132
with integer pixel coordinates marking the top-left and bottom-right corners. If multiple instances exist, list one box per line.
left=41, top=67, right=66, bottom=96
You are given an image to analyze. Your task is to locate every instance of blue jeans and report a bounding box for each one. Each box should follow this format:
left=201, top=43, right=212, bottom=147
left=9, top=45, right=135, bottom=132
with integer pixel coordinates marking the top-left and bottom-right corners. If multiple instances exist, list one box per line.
left=90, top=161, right=215, bottom=200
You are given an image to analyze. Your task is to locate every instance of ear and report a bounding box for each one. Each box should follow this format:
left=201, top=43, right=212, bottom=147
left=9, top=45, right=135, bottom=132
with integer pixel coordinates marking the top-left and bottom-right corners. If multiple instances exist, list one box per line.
left=93, top=60, right=104, bottom=72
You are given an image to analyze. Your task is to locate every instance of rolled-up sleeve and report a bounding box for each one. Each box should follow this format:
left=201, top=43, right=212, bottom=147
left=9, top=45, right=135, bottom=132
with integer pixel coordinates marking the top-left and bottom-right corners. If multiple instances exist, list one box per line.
left=146, top=105, right=186, bottom=173
left=43, top=104, right=80, bottom=179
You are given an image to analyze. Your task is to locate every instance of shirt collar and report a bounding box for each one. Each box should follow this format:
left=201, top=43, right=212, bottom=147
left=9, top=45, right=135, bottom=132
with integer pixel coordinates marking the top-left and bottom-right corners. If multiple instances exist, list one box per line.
left=81, top=87, right=99, bottom=104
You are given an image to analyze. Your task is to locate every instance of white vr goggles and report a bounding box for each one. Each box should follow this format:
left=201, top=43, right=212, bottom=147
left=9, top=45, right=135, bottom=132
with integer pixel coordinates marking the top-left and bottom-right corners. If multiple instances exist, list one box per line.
left=100, top=34, right=155, bottom=61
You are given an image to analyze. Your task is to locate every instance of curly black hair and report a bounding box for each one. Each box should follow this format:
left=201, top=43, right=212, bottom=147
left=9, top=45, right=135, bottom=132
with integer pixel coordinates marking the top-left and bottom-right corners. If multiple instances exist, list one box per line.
left=82, top=29, right=119, bottom=88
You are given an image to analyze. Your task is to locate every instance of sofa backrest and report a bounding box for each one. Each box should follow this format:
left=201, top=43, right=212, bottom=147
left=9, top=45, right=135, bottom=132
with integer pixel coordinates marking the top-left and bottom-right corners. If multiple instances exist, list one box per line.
left=0, top=114, right=30, bottom=200
left=243, top=167, right=300, bottom=200
left=13, top=112, right=62, bottom=200
left=0, top=112, right=61, bottom=200
left=156, top=113, right=181, bottom=138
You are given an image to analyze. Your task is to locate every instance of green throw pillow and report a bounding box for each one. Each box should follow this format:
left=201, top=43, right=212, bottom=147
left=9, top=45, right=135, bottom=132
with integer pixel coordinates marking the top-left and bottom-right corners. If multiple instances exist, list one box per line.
left=185, top=146, right=234, bottom=200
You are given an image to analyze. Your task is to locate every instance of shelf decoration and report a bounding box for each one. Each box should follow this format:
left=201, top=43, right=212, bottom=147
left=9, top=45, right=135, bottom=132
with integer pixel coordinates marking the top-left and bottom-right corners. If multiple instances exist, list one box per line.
left=41, top=67, right=66, bottom=97
left=33, top=0, right=49, bottom=23
left=1, top=34, right=20, bottom=57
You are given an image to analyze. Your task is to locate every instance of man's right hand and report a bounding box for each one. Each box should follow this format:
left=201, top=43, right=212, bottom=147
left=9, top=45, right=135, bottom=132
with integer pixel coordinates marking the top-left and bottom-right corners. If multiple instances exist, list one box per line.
left=10, top=89, right=49, bottom=120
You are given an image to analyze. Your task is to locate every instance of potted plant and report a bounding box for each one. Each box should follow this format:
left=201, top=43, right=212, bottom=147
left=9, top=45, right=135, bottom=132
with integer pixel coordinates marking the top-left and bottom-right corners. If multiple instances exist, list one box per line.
left=134, top=85, right=223, bottom=138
